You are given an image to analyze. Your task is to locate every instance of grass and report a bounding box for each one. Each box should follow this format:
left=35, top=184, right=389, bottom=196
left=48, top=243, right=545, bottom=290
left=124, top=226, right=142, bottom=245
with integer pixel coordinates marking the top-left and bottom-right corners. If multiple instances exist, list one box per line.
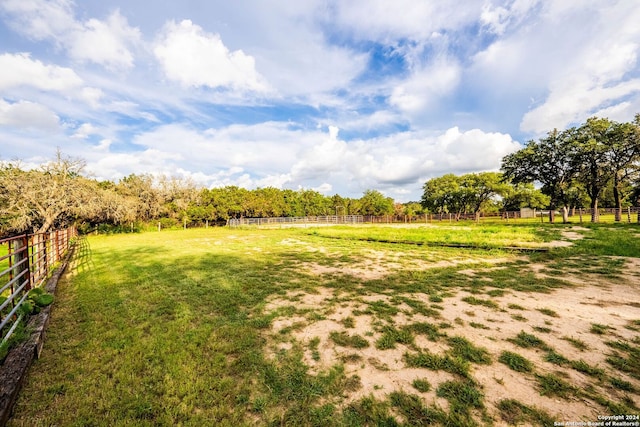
left=8, top=223, right=640, bottom=425
left=497, top=399, right=554, bottom=426
left=536, top=308, right=559, bottom=317
left=508, top=331, right=551, bottom=351
left=499, top=351, right=534, bottom=373
left=375, top=326, right=413, bottom=350
left=461, top=296, right=499, bottom=309
left=590, top=323, right=613, bottom=335
left=446, top=336, right=492, bottom=365
left=535, top=373, right=578, bottom=399
left=561, top=336, right=589, bottom=351
left=305, top=223, right=553, bottom=249
left=329, top=331, right=369, bottom=349
left=411, top=378, right=431, bottom=393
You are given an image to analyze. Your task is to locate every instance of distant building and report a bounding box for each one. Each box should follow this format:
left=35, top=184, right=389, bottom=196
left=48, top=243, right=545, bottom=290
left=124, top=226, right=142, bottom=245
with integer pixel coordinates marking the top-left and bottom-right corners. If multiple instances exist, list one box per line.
left=520, top=208, right=536, bottom=218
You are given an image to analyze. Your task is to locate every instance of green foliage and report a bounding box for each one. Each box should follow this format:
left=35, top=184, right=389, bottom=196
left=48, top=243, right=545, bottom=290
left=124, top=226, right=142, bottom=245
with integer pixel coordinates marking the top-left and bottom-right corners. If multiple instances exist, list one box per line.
left=411, top=378, right=431, bottom=393
left=499, top=351, right=534, bottom=373
left=536, top=308, right=558, bottom=317
left=329, top=331, right=369, bottom=349
left=404, top=351, right=470, bottom=378
left=446, top=336, right=492, bottom=364
left=375, top=326, right=414, bottom=350
left=462, top=296, right=499, bottom=309
left=436, top=380, right=484, bottom=411
left=561, top=336, right=588, bottom=351
left=421, top=171, right=508, bottom=216
left=389, top=391, right=447, bottom=425
left=535, top=373, right=577, bottom=398
left=508, top=331, right=551, bottom=351
left=497, top=399, right=555, bottom=426
left=29, top=287, right=54, bottom=307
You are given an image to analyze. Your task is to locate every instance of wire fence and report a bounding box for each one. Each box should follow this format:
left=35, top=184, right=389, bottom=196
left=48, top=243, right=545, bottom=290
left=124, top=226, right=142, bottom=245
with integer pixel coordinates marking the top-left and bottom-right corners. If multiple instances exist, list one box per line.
left=227, top=208, right=640, bottom=228
left=228, top=215, right=364, bottom=227
left=0, top=227, right=77, bottom=348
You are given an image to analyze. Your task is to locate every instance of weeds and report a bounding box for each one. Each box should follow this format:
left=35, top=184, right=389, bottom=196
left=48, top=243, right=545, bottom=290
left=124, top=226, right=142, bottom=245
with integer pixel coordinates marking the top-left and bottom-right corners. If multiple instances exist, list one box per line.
left=508, top=331, right=551, bottom=351
left=537, top=308, right=559, bottom=317
left=497, top=399, right=554, bottom=426
left=447, top=336, right=492, bottom=365
left=499, top=351, right=534, bottom=373
left=411, top=378, right=431, bottom=393
left=561, top=336, right=588, bottom=351
left=536, top=373, right=578, bottom=399
left=462, top=296, right=499, bottom=309
left=329, top=331, right=369, bottom=349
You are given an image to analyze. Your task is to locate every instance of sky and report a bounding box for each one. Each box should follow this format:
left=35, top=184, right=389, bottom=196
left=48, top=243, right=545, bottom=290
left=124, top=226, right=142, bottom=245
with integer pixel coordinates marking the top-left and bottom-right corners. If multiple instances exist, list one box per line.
left=1, top=0, right=640, bottom=202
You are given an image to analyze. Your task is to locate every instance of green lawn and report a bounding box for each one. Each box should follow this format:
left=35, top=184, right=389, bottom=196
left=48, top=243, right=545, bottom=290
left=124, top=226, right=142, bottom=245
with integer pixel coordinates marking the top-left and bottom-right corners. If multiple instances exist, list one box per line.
left=7, top=224, right=640, bottom=426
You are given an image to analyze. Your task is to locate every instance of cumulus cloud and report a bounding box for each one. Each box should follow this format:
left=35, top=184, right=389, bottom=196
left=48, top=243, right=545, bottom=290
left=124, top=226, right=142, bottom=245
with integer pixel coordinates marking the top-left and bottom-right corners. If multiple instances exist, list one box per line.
left=154, top=20, right=268, bottom=91
left=0, top=53, right=83, bottom=91
left=390, top=58, right=461, bottom=113
left=67, top=11, right=140, bottom=69
left=0, top=99, right=60, bottom=130
left=108, top=122, right=518, bottom=200
left=1, top=0, right=140, bottom=69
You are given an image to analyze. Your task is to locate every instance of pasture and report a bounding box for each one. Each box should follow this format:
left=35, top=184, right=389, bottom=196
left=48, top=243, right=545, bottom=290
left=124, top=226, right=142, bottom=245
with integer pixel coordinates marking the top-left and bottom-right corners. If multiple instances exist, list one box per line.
left=8, top=223, right=640, bottom=426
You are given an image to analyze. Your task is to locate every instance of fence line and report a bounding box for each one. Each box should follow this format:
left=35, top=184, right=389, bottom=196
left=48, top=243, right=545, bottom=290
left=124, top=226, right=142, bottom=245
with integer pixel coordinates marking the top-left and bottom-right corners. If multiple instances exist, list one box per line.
left=0, top=227, right=77, bottom=348
left=226, top=208, right=640, bottom=228
left=229, top=215, right=364, bottom=227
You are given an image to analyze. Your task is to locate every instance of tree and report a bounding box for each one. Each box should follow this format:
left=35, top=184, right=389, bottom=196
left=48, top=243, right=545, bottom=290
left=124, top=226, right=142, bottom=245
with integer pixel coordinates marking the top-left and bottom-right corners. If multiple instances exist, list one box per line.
left=605, top=117, right=640, bottom=221
left=460, top=172, right=509, bottom=218
left=116, top=174, right=164, bottom=221
left=500, top=182, right=550, bottom=212
left=359, top=189, right=394, bottom=216
left=572, top=118, right=617, bottom=222
left=0, top=151, right=94, bottom=234
left=502, top=129, right=578, bottom=223
left=421, top=172, right=507, bottom=220
left=421, top=174, right=460, bottom=215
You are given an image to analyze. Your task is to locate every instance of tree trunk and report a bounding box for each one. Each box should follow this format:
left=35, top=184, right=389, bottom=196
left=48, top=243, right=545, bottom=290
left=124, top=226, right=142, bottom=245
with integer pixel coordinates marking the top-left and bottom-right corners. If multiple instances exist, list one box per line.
left=562, top=206, right=569, bottom=223
left=548, top=208, right=555, bottom=223
left=613, top=173, right=622, bottom=222
left=590, top=198, right=599, bottom=223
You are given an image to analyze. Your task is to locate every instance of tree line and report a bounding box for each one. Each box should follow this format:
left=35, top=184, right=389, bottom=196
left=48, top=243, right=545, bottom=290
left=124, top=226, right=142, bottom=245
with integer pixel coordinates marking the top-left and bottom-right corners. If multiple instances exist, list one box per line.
left=422, top=115, right=640, bottom=223
left=0, top=152, right=396, bottom=236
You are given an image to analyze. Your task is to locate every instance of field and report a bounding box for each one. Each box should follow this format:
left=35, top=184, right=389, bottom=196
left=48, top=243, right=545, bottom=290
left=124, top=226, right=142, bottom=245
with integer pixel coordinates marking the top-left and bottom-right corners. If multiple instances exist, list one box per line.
left=7, top=223, right=640, bottom=426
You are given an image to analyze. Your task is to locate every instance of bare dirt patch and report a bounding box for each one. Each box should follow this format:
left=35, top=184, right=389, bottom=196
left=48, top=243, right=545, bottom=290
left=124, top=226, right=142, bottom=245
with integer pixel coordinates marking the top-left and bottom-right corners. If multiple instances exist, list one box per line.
left=261, top=254, right=640, bottom=423
left=304, top=253, right=515, bottom=280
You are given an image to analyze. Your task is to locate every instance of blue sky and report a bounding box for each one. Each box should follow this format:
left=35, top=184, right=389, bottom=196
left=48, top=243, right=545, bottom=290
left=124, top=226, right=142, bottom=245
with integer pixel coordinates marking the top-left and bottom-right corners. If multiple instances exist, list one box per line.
left=1, top=0, right=639, bottom=201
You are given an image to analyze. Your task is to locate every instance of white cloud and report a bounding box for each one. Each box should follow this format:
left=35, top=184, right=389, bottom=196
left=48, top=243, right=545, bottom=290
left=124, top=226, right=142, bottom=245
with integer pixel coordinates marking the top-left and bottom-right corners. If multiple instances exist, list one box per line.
left=481, top=0, right=540, bottom=35
left=0, top=53, right=83, bottom=91
left=486, top=1, right=640, bottom=133
left=71, top=123, right=99, bottom=139
left=1, top=0, right=140, bottom=69
left=154, top=20, right=268, bottom=91
left=122, top=122, right=518, bottom=200
left=329, top=0, right=484, bottom=42
left=0, top=99, right=60, bottom=130
left=67, top=10, right=140, bottom=69
left=80, top=87, right=104, bottom=107
left=390, top=58, right=461, bottom=113
left=0, top=0, right=76, bottom=41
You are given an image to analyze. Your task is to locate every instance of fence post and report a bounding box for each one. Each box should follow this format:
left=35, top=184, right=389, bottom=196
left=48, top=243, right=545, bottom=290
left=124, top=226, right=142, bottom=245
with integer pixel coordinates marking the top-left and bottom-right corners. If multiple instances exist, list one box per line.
left=13, top=235, right=31, bottom=291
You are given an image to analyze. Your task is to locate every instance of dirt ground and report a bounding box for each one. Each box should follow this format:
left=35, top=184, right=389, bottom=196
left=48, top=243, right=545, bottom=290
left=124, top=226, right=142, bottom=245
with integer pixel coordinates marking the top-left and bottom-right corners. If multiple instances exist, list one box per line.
left=262, top=230, right=640, bottom=424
